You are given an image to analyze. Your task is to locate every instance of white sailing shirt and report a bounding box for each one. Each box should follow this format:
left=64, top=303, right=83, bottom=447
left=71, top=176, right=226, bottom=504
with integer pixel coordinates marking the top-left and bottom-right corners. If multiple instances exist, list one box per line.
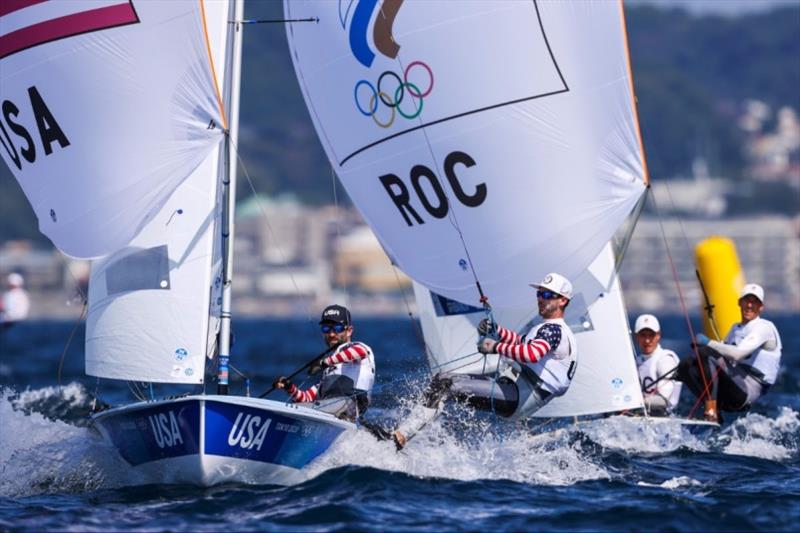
left=709, top=317, right=782, bottom=385
left=637, top=344, right=681, bottom=412
left=1, top=287, right=30, bottom=323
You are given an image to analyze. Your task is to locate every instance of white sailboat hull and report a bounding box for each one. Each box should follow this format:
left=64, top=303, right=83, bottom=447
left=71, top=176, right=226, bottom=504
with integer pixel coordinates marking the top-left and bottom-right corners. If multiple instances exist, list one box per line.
left=92, top=395, right=355, bottom=487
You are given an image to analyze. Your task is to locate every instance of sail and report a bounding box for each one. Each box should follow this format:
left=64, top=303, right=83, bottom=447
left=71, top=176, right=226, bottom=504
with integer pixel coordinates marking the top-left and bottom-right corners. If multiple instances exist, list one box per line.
left=0, top=0, right=227, bottom=258
left=414, top=242, right=644, bottom=416
left=85, top=0, right=233, bottom=384
left=285, top=0, right=647, bottom=308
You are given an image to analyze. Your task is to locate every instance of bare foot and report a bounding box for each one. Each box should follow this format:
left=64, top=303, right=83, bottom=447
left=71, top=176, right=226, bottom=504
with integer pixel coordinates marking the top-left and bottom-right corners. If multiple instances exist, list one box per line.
left=392, top=430, right=407, bottom=451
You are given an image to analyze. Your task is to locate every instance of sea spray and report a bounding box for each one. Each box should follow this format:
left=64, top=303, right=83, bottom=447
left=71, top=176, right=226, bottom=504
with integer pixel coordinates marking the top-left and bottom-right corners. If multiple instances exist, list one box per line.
left=0, top=385, right=127, bottom=497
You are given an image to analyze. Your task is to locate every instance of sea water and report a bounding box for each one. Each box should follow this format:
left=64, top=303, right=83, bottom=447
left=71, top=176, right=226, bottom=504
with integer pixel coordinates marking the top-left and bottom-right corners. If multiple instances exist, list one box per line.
left=1, top=316, right=798, bottom=531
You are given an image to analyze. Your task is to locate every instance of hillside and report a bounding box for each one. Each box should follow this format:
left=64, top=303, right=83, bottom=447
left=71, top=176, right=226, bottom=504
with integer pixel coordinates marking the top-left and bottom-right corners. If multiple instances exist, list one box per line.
left=2, top=3, right=798, bottom=243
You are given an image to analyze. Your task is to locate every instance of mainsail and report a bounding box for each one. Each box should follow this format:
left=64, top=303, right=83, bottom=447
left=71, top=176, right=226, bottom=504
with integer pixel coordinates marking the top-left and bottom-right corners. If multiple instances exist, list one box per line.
left=0, top=1, right=227, bottom=258
left=85, top=0, right=234, bottom=384
left=285, top=0, right=647, bottom=309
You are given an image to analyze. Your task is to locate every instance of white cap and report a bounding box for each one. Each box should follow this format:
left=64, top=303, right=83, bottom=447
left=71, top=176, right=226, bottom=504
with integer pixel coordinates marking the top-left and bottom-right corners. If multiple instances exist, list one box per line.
left=740, top=283, right=764, bottom=302
left=530, top=272, right=573, bottom=299
left=634, top=314, right=660, bottom=333
left=7, top=273, right=24, bottom=287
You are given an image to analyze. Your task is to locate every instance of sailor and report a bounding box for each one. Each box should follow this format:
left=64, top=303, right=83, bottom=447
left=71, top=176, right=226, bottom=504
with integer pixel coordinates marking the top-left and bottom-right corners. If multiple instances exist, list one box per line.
left=0, top=273, right=30, bottom=328
left=393, top=272, right=578, bottom=449
left=677, top=283, right=782, bottom=423
left=634, top=314, right=682, bottom=416
left=273, top=304, right=377, bottom=424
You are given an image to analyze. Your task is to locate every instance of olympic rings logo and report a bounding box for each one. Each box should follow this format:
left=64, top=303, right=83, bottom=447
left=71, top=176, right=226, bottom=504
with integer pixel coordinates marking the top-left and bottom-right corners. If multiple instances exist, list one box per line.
left=353, top=60, right=434, bottom=129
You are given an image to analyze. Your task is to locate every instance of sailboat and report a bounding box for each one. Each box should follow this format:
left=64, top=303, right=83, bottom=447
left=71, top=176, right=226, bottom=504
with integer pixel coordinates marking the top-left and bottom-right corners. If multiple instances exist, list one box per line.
left=1, top=0, right=357, bottom=486
left=285, top=0, right=717, bottom=430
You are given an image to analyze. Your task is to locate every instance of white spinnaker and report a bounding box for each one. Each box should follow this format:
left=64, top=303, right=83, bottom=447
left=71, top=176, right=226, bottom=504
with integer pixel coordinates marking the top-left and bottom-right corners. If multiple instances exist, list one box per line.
left=414, top=242, right=644, bottom=417
left=286, top=0, right=647, bottom=308
left=85, top=0, right=231, bottom=384
left=0, top=1, right=226, bottom=258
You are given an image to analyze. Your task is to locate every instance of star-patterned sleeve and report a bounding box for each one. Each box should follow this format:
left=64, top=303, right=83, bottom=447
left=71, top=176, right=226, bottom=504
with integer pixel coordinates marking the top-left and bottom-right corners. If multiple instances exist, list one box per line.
left=496, top=323, right=562, bottom=364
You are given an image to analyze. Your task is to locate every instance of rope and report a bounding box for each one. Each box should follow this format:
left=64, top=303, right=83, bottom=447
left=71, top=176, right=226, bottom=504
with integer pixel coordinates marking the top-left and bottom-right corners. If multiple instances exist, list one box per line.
left=56, top=300, right=87, bottom=386
left=389, top=263, right=433, bottom=361
left=230, top=136, right=315, bottom=324
left=648, top=190, right=712, bottom=398
left=330, top=165, right=348, bottom=295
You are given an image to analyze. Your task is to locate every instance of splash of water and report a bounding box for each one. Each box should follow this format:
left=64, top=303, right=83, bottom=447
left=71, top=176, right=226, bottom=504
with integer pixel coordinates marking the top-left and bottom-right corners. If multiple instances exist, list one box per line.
left=0, top=384, right=127, bottom=498
left=714, top=407, right=800, bottom=460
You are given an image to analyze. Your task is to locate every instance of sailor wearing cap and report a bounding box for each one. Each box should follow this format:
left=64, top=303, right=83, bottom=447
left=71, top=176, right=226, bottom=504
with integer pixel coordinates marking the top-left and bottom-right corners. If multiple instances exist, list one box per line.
left=633, top=314, right=682, bottom=416
left=392, top=273, right=578, bottom=449
left=677, top=283, right=782, bottom=422
left=273, top=304, right=376, bottom=422
left=1, top=273, right=30, bottom=326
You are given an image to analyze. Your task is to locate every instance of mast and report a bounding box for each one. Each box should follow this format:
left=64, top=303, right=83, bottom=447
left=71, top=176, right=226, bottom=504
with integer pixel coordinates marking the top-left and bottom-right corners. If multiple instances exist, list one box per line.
left=217, top=0, right=244, bottom=395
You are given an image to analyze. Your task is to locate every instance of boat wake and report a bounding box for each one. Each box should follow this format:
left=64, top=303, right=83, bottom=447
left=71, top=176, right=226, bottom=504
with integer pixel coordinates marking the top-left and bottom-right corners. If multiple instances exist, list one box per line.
left=2, top=384, right=797, bottom=497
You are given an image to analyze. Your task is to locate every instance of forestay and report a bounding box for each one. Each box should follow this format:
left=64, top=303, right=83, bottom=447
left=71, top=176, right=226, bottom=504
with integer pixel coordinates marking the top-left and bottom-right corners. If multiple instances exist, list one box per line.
left=415, top=242, right=644, bottom=417
left=0, top=1, right=226, bottom=258
left=84, top=0, right=232, bottom=384
left=286, top=0, right=647, bottom=308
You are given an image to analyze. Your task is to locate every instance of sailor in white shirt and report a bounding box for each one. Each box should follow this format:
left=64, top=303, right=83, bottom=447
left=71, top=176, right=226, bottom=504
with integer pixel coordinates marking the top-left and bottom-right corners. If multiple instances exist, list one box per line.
left=634, top=314, right=681, bottom=416
left=392, top=273, right=578, bottom=449
left=1, top=273, right=30, bottom=326
left=677, top=283, right=782, bottom=422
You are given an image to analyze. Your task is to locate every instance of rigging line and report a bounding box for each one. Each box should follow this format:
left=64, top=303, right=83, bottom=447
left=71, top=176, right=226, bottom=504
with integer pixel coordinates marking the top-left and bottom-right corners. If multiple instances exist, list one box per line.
left=229, top=135, right=315, bottom=324
left=614, top=186, right=650, bottom=270
left=330, top=165, right=348, bottom=295
left=56, top=300, right=87, bottom=386
left=659, top=174, right=723, bottom=337
left=687, top=365, right=723, bottom=419
left=236, top=17, right=319, bottom=24
left=696, top=269, right=723, bottom=340
left=649, top=190, right=712, bottom=393
left=384, top=14, right=486, bottom=305
left=389, top=263, right=433, bottom=360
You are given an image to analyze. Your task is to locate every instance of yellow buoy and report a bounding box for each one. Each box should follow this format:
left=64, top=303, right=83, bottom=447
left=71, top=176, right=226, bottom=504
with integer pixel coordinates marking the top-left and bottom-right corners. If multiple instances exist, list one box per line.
left=695, top=237, right=745, bottom=340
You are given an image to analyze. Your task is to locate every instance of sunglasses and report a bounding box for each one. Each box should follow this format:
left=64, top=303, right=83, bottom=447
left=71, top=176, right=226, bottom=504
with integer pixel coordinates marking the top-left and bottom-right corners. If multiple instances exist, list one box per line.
left=320, top=323, right=347, bottom=334
left=537, top=290, right=561, bottom=300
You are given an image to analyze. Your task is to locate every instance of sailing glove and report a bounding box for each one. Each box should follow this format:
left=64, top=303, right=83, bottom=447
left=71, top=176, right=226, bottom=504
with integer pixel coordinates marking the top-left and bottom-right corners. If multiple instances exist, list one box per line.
left=273, top=376, right=292, bottom=390
left=477, top=318, right=494, bottom=336
left=695, top=333, right=711, bottom=346
left=308, top=357, right=330, bottom=376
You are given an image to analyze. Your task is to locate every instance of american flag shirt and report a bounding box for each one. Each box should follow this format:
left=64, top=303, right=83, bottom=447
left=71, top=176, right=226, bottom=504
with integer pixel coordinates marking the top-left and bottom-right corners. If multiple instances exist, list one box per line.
left=494, top=318, right=577, bottom=395
left=286, top=341, right=375, bottom=403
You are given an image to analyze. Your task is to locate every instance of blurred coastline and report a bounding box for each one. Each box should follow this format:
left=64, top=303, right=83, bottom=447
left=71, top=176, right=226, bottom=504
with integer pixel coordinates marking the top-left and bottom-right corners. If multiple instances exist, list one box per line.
left=2, top=209, right=798, bottom=321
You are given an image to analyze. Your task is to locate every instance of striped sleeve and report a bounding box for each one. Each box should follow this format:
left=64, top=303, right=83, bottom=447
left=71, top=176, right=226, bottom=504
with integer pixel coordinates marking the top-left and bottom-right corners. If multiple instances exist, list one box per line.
left=324, top=342, right=371, bottom=365
left=287, top=383, right=319, bottom=403
left=496, top=339, right=551, bottom=363
left=496, top=323, right=562, bottom=364
left=496, top=325, right=521, bottom=344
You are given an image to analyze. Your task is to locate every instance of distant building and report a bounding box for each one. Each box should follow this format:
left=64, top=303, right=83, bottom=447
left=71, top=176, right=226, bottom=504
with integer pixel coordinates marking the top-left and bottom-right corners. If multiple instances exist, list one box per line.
left=621, top=215, right=800, bottom=313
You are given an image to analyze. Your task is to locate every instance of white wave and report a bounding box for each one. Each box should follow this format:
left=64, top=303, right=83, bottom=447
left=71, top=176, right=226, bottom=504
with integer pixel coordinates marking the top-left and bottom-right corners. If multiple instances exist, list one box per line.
left=576, top=415, right=710, bottom=454
left=11, top=382, right=91, bottom=410
left=0, top=385, right=128, bottom=498
left=637, top=476, right=703, bottom=489
left=717, top=406, right=799, bottom=461
left=307, top=412, right=608, bottom=486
